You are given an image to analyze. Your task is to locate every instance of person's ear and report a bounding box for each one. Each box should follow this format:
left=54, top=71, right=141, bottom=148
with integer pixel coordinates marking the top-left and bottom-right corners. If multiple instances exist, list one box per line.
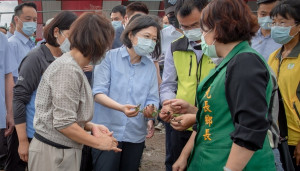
left=53, top=27, right=59, bottom=38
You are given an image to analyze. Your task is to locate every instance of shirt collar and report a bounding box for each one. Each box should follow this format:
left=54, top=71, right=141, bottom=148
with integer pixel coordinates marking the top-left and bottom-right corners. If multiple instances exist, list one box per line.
left=275, top=41, right=300, bottom=59
left=289, top=41, right=300, bottom=58
left=14, top=31, right=30, bottom=45
left=257, top=28, right=271, bottom=38
left=169, top=25, right=182, bottom=36
left=120, top=46, right=149, bottom=65
left=40, top=44, right=56, bottom=62
left=189, top=41, right=202, bottom=51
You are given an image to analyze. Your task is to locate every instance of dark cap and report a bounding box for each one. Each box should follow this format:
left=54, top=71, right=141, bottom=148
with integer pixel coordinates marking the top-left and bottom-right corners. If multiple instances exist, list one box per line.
left=164, top=0, right=176, bottom=14
left=257, top=0, right=277, bottom=5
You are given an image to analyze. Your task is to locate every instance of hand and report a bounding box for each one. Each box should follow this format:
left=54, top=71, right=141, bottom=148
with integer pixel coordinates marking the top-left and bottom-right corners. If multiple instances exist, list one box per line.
left=18, top=140, right=29, bottom=162
left=294, top=140, right=300, bottom=166
left=143, top=104, right=156, bottom=118
left=95, top=133, right=122, bottom=153
left=146, top=120, right=155, bottom=138
left=91, top=124, right=113, bottom=137
left=121, top=104, right=139, bottom=117
left=170, top=114, right=196, bottom=131
left=172, top=155, right=187, bottom=171
left=5, top=113, right=14, bottom=137
left=83, top=65, right=93, bottom=72
left=163, top=99, right=192, bottom=114
left=159, top=104, right=173, bottom=123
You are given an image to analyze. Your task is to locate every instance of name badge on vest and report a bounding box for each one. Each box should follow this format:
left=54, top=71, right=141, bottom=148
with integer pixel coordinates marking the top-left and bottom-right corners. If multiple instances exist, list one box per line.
left=287, top=63, right=295, bottom=70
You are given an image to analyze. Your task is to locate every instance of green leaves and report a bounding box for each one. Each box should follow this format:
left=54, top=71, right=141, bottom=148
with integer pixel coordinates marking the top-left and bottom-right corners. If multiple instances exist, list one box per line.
left=135, top=104, right=160, bottom=117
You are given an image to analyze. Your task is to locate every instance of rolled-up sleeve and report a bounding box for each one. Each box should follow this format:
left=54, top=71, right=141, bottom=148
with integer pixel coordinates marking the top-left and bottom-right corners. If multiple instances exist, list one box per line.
left=93, top=52, right=111, bottom=96
left=159, top=44, right=177, bottom=103
left=49, top=65, right=82, bottom=130
left=225, top=52, right=271, bottom=151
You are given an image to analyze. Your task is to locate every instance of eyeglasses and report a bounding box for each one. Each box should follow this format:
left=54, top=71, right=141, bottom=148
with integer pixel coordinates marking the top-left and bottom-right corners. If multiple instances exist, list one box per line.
left=271, top=22, right=298, bottom=27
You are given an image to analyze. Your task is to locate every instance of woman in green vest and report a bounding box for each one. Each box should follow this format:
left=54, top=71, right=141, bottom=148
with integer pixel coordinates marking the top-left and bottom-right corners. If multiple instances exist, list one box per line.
left=172, top=0, right=276, bottom=170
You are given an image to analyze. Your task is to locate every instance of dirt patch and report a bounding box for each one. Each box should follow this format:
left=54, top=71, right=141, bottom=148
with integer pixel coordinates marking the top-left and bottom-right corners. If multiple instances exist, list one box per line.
left=140, top=129, right=166, bottom=171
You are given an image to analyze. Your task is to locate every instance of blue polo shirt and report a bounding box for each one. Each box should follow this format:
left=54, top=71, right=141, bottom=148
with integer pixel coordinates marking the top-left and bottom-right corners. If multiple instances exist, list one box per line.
left=8, top=31, right=35, bottom=78
left=0, top=33, right=17, bottom=129
left=92, top=46, right=159, bottom=143
left=251, top=28, right=281, bottom=61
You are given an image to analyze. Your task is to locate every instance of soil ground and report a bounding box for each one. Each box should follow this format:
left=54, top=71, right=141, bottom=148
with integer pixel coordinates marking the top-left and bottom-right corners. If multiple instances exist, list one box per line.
left=140, top=129, right=166, bottom=171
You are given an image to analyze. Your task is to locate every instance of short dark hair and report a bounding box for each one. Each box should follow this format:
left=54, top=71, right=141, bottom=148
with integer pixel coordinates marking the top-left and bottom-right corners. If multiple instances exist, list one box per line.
left=175, top=0, right=208, bottom=17
left=111, top=5, right=126, bottom=17
left=270, top=0, right=300, bottom=24
left=128, top=14, right=143, bottom=24
left=69, top=12, right=115, bottom=64
left=257, top=0, right=277, bottom=7
left=11, top=15, right=15, bottom=25
left=121, top=15, right=161, bottom=59
left=44, top=11, right=77, bottom=47
left=126, top=2, right=149, bottom=18
left=200, top=0, right=258, bottom=44
left=14, top=2, right=37, bottom=16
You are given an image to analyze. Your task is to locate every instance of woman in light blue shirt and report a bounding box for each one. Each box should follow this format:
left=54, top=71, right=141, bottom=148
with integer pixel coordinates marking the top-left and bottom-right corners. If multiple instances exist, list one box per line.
left=92, top=15, right=161, bottom=171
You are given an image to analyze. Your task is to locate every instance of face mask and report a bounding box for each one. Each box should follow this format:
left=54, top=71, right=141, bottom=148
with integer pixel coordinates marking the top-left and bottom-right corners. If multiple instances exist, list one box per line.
left=18, top=17, right=37, bottom=36
left=163, top=24, right=170, bottom=28
left=183, top=28, right=202, bottom=42
left=57, top=31, right=71, bottom=53
left=133, top=37, right=156, bottom=57
left=200, top=32, right=218, bottom=58
left=271, top=25, right=298, bottom=45
left=168, top=16, right=179, bottom=29
left=59, top=38, right=71, bottom=53
left=258, top=16, right=273, bottom=30
left=112, top=21, right=122, bottom=30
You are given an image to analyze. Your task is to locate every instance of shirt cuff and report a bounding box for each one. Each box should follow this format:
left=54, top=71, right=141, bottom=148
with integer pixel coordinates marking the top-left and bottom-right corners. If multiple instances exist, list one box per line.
left=230, top=123, right=269, bottom=151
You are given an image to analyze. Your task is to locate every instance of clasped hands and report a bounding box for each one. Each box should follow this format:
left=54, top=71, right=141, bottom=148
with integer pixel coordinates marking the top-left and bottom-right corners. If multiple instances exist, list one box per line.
left=159, top=99, right=198, bottom=131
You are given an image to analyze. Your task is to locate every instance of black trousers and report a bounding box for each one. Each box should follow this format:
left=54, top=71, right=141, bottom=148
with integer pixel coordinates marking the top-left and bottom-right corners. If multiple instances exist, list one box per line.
left=92, top=141, right=145, bottom=171
left=170, top=129, right=192, bottom=168
left=289, top=145, right=300, bottom=171
left=5, top=129, right=27, bottom=171
left=0, top=129, right=8, bottom=169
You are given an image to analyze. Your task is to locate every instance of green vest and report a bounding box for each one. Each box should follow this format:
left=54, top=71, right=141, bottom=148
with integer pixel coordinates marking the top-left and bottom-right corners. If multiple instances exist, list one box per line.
left=188, top=41, right=275, bottom=170
left=172, top=36, right=215, bottom=106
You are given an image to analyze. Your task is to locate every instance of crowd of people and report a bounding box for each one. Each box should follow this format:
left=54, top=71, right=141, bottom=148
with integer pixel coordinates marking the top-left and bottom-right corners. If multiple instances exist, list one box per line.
left=0, top=0, right=299, bottom=171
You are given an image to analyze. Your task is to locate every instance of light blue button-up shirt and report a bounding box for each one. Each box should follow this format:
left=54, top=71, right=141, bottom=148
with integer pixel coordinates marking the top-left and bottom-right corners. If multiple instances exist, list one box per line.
left=6, top=31, right=13, bottom=39
left=160, top=25, right=183, bottom=56
left=8, top=31, right=35, bottom=77
left=0, top=33, right=17, bottom=128
left=92, top=46, right=159, bottom=143
left=251, top=28, right=281, bottom=61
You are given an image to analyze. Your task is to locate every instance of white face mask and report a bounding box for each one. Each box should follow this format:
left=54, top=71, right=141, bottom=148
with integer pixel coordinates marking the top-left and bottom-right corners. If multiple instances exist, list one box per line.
left=59, top=38, right=71, bottom=53
left=57, top=31, right=70, bottom=53
left=133, top=37, right=156, bottom=57
left=183, top=28, right=202, bottom=42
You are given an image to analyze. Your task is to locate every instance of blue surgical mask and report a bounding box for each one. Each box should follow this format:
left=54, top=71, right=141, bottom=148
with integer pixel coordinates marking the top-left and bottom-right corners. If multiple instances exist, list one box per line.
left=183, top=28, right=202, bottom=42
left=258, top=16, right=273, bottom=30
left=271, top=25, right=297, bottom=45
left=112, top=21, right=122, bottom=29
left=200, top=32, right=218, bottom=58
left=133, top=37, right=156, bottom=57
left=18, top=17, right=37, bottom=36
left=163, top=24, right=170, bottom=28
